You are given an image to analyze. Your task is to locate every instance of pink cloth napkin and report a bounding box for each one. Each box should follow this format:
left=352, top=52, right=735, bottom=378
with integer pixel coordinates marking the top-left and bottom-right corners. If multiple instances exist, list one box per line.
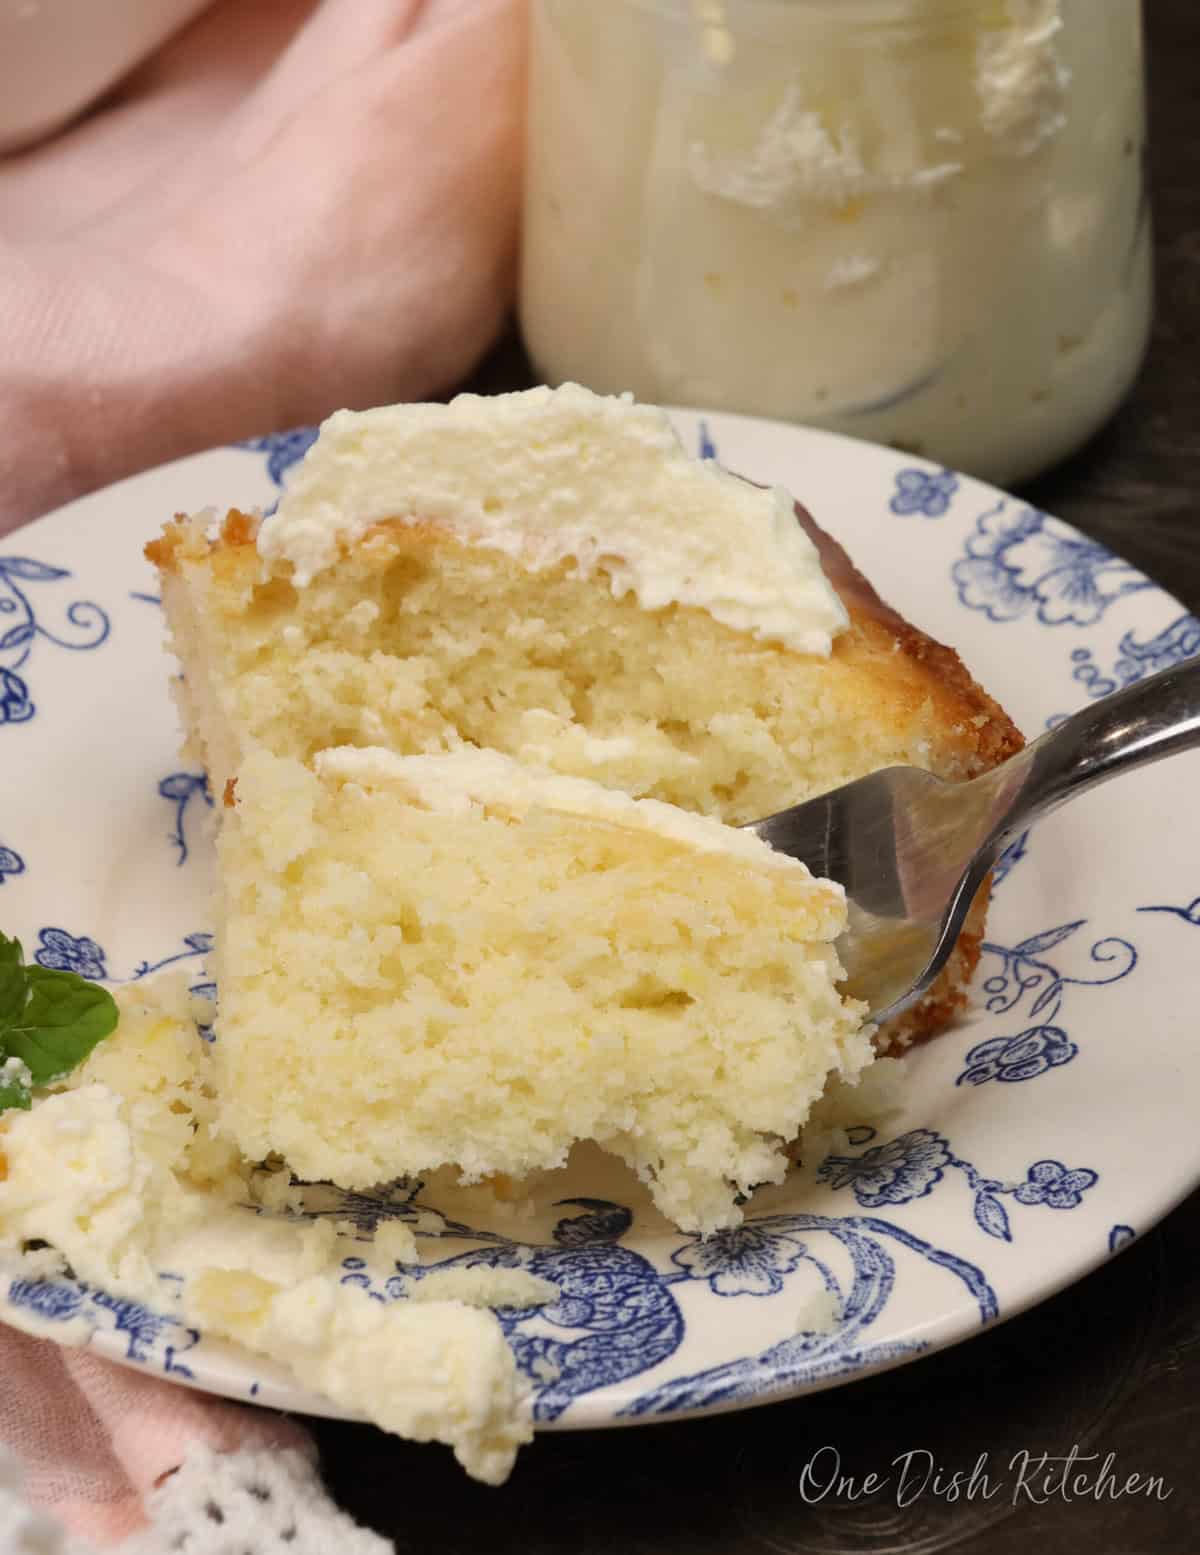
left=1, top=1326, right=309, bottom=1545
left=0, top=0, right=527, bottom=537
left=0, top=0, right=524, bottom=1541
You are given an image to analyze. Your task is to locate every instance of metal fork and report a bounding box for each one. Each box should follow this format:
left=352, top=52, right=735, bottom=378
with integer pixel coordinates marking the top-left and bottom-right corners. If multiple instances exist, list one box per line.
left=749, top=658, right=1200, bottom=1024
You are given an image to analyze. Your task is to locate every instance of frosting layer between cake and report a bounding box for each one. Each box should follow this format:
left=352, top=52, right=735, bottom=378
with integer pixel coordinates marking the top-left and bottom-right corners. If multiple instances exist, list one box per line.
left=314, top=745, right=816, bottom=874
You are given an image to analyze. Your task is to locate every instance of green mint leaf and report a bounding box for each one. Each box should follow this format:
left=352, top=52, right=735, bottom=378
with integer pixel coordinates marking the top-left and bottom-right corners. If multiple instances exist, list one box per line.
left=0, top=933, right=28, bottom=1030
left=4, top=966, right=118, bottom=1084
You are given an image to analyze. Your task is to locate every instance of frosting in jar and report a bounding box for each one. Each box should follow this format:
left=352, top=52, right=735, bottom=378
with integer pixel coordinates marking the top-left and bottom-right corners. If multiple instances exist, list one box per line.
left=521, top=0, right=1150, bottom=485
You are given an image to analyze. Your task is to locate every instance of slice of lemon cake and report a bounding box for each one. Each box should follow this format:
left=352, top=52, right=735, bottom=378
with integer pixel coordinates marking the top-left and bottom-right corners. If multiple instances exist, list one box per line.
left=148, top=383, right=1022, bottom=1051
left=214, top=745, right=870, bottom=1234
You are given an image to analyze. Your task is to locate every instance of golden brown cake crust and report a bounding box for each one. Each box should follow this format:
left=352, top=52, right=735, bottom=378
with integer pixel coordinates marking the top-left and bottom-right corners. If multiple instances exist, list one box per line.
left=792, top=500, right=1025, bottom=1044
left=788, top=498, right=1021, bottom=1051
left=792, top=498, right=1023, bottom=777
left=145, top=508, right=258, bottom=570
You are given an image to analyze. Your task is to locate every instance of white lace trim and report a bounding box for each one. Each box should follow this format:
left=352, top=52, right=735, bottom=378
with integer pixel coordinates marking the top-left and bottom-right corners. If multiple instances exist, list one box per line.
left=0, top=1443, right=393, bottom=1555
left=123, top=1446, right=394, bottom=1555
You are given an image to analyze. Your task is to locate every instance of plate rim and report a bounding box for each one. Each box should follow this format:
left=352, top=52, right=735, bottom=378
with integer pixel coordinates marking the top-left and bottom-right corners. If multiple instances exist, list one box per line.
left=2, top=407, right=1198, bottom=1433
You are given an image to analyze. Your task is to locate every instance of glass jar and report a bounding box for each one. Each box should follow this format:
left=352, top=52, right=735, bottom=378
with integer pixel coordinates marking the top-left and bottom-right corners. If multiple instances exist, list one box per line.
left=520, top=0, right=1151, bottom=487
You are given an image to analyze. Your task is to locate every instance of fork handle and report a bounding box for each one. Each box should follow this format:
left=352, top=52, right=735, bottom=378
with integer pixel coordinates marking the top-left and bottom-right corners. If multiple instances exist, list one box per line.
left=993, top=655, right=1200, bottom=841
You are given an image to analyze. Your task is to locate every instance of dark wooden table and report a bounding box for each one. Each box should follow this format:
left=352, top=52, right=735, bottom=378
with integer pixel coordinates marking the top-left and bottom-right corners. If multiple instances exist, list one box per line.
left=316, top=5, right=1200, bottom=1548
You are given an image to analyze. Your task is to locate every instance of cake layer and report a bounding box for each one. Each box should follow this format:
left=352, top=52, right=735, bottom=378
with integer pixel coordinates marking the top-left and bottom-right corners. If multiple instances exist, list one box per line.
left=155, top=511, right=1017, bottom=828
left=212, top=748, right=870, bottom=1234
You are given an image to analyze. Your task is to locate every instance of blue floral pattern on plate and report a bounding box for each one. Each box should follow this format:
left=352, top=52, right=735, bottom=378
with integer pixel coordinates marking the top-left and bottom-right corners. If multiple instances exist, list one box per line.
left=0, top=555, right=110, bottom=727
left=818, top=1128, right=949, bottom=1208
left=890, top=468, right=959, bottom=518
left=622, top=1214, right=995, bottom=1417
left=6, top=1273, right=198, bottom=1379
left=953, top=500, right=1152, bottom=626
left=1012, top=1160, right=1097, bottom=1209
left=238, top=428, right=319, bottom=488
left=129, top=932, right=214, bottom=981
left=35, top=928, right=108, bottom=980
left=957, top=1027, right=1076, bottom=1086
left=31, top=929, right=213, bottom=985
left=1068, top=612, right=1200, bottom=699
left=0, top=845, right=25, bottom=885
left=954, top=919, right=1138, bottom=1088
left=671, top=1222, right=813, bottom=1297
left=1137, top=894, right=1200, bottom=928
left=158, top=772, right=213, bottom=866
left=818, top=1129, right=1098, bottom=1244
left=0, top=668, right=32, bottom=725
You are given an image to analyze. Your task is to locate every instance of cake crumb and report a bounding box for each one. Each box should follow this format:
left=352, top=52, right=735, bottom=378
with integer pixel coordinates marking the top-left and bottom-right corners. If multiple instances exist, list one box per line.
left=371, top=1219, right=419, bottom=1267
left=410, top=1266, right=559, bottom=1311
left=251, top=1166, right=307, bottom=1216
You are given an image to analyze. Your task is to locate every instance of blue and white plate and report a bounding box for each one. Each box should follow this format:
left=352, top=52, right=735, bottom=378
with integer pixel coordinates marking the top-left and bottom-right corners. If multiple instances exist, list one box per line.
left=2, top=411, right=1198, bottom=1429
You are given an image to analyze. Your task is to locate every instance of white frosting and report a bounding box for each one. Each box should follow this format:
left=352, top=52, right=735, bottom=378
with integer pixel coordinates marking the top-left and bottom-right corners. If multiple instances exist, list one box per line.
left=258, top=384, right=848, bottom=656
left=977, top=0, right=1070, bottom=155
left=314, top=746, right=818, bottom=877
left=826, top=255, right=883, bottom=292
left=211, top=1275, right=529, bottom=1486
left=689, top=87, right=962, bottom=214
left=0, top=1081, right=533, bottom=1483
